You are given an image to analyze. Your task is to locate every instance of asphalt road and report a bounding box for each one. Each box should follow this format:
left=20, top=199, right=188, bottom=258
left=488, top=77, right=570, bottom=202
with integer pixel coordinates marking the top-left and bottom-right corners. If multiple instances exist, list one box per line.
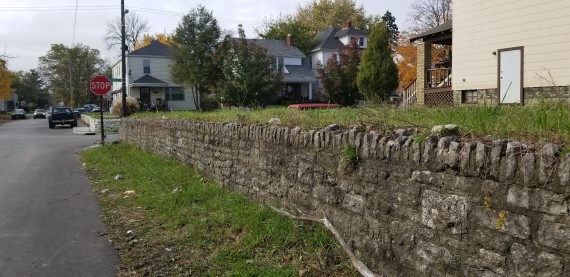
left=0, top=117, right=118, bottom=276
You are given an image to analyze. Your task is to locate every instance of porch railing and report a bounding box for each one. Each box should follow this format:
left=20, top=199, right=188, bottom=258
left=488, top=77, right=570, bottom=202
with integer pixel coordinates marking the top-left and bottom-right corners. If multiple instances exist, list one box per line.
left=426, top=67, right=452, bottom=88
left=400, top=78, right=417, bottom=108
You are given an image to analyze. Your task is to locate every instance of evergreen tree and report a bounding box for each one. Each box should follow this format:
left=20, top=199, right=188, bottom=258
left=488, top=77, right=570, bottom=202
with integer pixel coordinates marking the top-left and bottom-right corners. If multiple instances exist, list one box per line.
left=381, top=10, right=399, bottom=45
left=357, top=23, right=399, bottom=103
left=315, top=40, right=361, bottom=106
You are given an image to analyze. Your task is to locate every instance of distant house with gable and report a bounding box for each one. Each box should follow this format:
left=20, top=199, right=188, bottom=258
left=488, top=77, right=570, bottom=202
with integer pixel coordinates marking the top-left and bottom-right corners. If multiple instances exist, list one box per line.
left=309, top=21, right=368, bottom=68
left=247, top=35, right=317, bottom=102
left=111, top=41, right=198, bottom=111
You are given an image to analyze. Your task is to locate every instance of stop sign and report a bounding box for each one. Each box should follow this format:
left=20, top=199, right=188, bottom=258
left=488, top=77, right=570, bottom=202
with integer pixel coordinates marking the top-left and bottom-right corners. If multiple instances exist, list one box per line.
left=90, top=75, right=112, bottom=95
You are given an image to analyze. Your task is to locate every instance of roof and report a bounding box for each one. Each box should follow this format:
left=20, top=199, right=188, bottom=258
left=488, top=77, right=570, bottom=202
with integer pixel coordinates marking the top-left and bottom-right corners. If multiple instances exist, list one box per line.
left=282, top=65, right=317, bottom=83
left=312, top=27, right=367, bottom=52
left=335, top=27, right=367, bottom=38
left=130, top=75, right=167, bottom=87
left=410, top=20, right=453, bottom=44
left=313, top=28, right=345, bottom=51
left=247, top=39, right=305, bottom=58
left=128, top=41, right=172, bottom=57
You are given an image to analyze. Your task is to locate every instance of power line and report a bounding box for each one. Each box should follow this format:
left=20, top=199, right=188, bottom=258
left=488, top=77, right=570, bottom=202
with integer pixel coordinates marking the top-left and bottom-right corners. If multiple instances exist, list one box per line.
left=0, top=4, right=266, bottom=26
left=71, top=0, right=79, bottom=45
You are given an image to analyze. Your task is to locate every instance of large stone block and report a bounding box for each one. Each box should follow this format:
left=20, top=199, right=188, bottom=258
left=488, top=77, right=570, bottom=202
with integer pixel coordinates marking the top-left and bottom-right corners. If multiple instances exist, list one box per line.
left=415, top=239, right=457, bottom=268
left=472, top=206, right=530, bottom=239
left=343, top=193, right=365, bottom=215
left=421, top=190, right=468, bottom=234
left=508, top=243, right=563, bottom=277
left=537, top=220, right=570, bottom=251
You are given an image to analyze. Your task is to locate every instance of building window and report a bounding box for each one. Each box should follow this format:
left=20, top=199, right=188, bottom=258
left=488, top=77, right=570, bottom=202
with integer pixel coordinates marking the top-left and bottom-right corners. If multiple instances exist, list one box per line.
left=358, top=37, right=365, bottom=47
left=165, top=87, right=184, bottom=101
left=331, top=54, right=338, bottom=62
left=143, top=59, right=150, bottom=74
left=462, top=90, right=478, bottom=104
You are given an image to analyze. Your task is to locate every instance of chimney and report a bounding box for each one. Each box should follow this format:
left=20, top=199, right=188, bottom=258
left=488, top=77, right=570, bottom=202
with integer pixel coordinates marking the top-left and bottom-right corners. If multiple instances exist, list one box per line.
left=342, top=21, right=352, bottom=30
left=286, top=34, right=294, bottom=46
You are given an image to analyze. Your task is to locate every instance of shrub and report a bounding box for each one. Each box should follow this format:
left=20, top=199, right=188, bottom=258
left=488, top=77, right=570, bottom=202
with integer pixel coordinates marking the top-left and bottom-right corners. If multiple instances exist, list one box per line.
left=112, top=96, right=140, bottom=116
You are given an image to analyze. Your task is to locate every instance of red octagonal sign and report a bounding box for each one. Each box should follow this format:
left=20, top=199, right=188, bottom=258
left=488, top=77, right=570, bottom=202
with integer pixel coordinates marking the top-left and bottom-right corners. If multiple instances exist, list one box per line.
left=90, top=75, right=112, bottom=95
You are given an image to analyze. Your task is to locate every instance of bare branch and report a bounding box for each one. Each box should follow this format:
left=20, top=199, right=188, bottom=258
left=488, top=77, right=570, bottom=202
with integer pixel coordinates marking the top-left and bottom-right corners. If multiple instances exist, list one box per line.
left=406, top=0, right=453, bottom=34
left=270, top=206, right=380, bottom=277
left=103, top=12, right=150, bottom=52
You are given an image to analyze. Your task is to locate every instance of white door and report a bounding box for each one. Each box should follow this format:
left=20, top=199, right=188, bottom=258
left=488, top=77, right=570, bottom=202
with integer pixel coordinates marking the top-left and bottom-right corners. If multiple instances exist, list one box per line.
left=499, top=48, right=522, bottom=104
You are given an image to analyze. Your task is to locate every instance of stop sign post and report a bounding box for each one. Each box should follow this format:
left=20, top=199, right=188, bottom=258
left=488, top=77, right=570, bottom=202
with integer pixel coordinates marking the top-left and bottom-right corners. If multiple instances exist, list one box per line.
left=89, top=75, right=112, bottom=144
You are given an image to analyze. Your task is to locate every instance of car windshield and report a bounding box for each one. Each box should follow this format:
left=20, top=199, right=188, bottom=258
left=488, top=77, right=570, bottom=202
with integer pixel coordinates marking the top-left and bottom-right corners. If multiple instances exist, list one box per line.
left=14, top=109, right=24, bottom=113
left=35, top=109, right=45, bottom=112
left=52, top=108, right=72, bottom=114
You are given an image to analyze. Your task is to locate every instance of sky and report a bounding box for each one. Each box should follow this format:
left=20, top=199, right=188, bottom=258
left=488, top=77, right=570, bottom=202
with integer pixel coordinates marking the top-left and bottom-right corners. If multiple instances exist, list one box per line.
left=0, top=0, right=413, bottom=72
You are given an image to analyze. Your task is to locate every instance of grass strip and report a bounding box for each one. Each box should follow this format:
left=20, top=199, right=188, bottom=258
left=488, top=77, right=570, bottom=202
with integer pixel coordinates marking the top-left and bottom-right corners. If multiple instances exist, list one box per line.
left=133, top=102, right=570, bottom=145
left=82, top=143, right=358, bottom=276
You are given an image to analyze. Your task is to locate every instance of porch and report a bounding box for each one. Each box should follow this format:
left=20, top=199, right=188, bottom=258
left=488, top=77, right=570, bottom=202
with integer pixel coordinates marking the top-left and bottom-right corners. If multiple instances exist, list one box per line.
left=404, top=20, right=453, bottom=107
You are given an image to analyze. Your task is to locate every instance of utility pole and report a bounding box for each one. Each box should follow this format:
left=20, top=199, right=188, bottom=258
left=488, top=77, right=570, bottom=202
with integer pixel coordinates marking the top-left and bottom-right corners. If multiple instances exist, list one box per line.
left=121, top=0, right=128, bottom=117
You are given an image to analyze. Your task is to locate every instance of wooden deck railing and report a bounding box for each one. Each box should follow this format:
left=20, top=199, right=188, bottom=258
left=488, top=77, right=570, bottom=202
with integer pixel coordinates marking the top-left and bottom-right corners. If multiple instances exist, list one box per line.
left=400, top=78, right=417, bottom=108
left=426, top=67, right=452, bottom=88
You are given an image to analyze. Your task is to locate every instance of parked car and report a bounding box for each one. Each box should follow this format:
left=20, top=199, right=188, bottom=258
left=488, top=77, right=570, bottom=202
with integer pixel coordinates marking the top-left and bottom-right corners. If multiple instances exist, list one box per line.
left=84, top=104, right=101, bottom=113
left=48, top=107, right=77, bottom=128
left=73, top=108, right=86, bottom=118
left=11, top=109, right=26, bottom=120
left=33, top=109, right=46, bottom=119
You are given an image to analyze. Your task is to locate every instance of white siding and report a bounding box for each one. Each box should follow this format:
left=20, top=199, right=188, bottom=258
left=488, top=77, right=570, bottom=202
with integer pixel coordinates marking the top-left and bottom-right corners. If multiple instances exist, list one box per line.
left=338, top=35, right=367, bottom=48
left=453, top=0, right=570, bottom=90
left=128, top=56, right=174, bottom=84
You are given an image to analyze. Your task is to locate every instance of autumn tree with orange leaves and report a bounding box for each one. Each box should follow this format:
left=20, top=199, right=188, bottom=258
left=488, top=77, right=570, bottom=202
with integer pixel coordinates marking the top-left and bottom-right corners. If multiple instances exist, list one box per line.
left=0, top=59, right=13, bottom=100
left=395, top=33, right=417, bottom=91
left=134, top=33, right=175, bottom=50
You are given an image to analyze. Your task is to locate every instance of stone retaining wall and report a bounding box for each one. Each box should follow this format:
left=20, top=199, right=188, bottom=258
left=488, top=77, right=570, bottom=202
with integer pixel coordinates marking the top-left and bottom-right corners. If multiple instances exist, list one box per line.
left=119, top=119, right=570, bottom=276
left=81, top=114, right=121, bottom=132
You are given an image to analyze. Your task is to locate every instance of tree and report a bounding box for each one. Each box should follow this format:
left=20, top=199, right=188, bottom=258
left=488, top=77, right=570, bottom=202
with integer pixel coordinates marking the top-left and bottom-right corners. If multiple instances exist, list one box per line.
left=257, top=15, right=317, bottom=55
left=38, top=44, right=105, bottom=106
left=357, top=23, right=399, bottom=103
left=407, top=0, right=453, bottom=69
left=214, top=25, right=282, bottom=107
left=407, top=0, right=453, bottom=34
left=103, top=12, right=150, bottom=52
left=315, top=40, right=361, bottom=106
left=0, top=59, right=13, bottom=100
left=11, top=70, right=50, bottom=109
left=134, top=32, right=174, bottom=50
left=395, top=33, right=417, bottom=91
left=257, top=0, right=381, bottom=54
left=171, top=5, right=221, bottom=111
left=381, top=10, right=399, bottom=45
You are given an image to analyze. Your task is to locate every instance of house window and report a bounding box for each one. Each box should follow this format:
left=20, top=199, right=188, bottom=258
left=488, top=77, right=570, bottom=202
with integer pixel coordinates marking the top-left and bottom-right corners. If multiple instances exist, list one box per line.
left=165, top=87, right=184, bottom=101
left=308, top=55, right=312, bottom=68
left=358, top=37, right=365, bottom=47
left=143, top=59, right=150, bottom=74
left=331, top=53, right=338, bottom=62
left=462, top=90, right=478, bottom=104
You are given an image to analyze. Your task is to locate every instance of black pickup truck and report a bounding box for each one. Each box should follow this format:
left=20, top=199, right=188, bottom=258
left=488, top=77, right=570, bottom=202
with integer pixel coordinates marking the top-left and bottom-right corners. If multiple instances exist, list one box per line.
left=48, top=107, right=77, bottom=128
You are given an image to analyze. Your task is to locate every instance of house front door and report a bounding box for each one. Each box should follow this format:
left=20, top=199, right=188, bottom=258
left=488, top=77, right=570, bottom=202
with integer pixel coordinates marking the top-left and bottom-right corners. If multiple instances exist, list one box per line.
left=498, top=47, right=523, bottom=104
left=140, top=87, right=151, bottom=109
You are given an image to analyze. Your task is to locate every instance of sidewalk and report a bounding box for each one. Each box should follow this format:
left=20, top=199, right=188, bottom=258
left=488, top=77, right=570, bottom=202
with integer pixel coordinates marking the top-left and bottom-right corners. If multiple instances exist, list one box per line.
left=72, top=126, right=97, bottom=135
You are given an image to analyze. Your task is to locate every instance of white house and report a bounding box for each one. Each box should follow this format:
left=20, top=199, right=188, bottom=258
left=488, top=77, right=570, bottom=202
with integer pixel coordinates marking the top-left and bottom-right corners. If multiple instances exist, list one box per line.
left=111, top=41, right=198, bottom=110
left=309, top=21, right=368, bottom=69
left=406, top=0, right=570, bottom=107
